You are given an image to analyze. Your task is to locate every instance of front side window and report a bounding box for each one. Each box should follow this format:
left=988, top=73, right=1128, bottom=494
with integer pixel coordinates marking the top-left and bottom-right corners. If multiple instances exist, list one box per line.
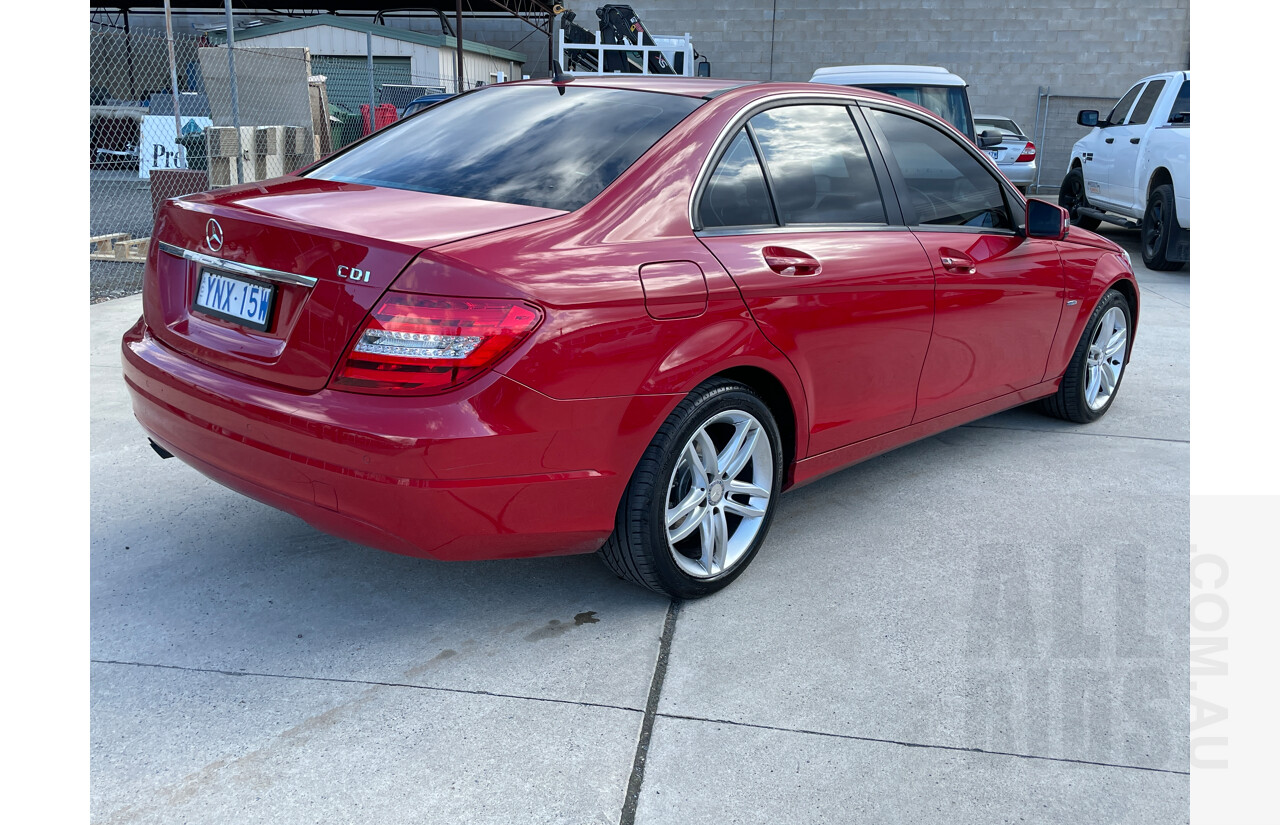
left=869, top=108, right=1012, bottom=230
left=1128, top=80, right=1167, bottom=125
left=308, top=85, right=701, bottom=211
left=1107, top=83, right=1144, bottom=125
left=748, top=105, right=887, bottom=225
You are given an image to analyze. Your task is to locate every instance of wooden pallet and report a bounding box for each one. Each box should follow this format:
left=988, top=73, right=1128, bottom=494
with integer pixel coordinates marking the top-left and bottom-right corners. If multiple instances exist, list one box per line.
left=90, top=233, right=150, bottom=262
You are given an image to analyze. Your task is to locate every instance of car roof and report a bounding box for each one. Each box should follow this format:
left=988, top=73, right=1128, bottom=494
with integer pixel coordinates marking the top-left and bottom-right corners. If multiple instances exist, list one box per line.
left=504, top=77, right=964, bottom=142
left=809, top=64, right=966, bottom=86
left=512, top=75, right=756, bottom=98
left=511, top=76, right=918, bottom=108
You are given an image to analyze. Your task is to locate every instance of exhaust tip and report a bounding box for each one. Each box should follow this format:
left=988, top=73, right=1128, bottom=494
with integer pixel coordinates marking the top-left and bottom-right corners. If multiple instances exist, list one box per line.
left=149, top=439, right=174, bottom=460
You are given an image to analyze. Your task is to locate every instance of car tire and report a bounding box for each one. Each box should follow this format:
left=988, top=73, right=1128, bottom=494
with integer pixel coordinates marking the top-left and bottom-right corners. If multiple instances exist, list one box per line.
left=1058, top=168, right=1101, bottom=231
left=598, top=379, right=784, bottom=599
left=1141, top=184, right=1184, bottom=271
left=1039, top=289, right=1132, bottom=424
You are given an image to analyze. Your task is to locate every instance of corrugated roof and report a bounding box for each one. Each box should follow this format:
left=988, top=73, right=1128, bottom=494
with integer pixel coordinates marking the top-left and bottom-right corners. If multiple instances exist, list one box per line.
left=207, top=15, right=526, bottom=64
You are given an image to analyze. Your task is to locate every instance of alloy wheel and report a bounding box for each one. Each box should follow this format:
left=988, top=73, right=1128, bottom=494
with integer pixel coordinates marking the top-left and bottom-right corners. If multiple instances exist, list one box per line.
left=1084, top=306, right=1128, bottom=410
left=664, top=410, right=774, bottom=578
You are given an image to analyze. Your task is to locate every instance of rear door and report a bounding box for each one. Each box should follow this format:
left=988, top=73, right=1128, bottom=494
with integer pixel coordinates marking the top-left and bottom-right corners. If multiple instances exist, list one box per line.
left=862, top=104, right=1064, bottom=421
left=696, top=102, right=936, bottom=454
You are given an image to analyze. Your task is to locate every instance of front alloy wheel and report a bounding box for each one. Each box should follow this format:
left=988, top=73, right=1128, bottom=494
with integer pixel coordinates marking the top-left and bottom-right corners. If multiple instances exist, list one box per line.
left=1039, top=289, right=1132, bottom=423
left=1083, top=306, right=1128, bottom=411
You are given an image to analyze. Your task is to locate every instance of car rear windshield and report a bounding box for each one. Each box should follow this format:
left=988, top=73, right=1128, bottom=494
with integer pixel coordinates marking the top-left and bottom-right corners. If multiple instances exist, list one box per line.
left=307, top=84, right=702, bottom=211
left=976, top=118, right=1022, bottom=137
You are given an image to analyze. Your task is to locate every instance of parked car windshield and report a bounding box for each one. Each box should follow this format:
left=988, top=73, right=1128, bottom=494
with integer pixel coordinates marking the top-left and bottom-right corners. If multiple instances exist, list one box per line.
left=859, top=84, right=974, bottom=140
left=307, top=84, right=702, bottom=211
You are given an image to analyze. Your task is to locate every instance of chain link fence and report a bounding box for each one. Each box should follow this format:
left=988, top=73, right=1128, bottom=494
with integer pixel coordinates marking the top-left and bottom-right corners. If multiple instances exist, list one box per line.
left=90, top=24, right=497, bottom=303
left=1027, top=92, right=1118, bottom=197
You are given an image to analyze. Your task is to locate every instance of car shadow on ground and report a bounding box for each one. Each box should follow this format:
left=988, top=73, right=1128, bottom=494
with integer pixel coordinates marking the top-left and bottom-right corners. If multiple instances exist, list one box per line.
left=91, top=460, right=671, bottom=708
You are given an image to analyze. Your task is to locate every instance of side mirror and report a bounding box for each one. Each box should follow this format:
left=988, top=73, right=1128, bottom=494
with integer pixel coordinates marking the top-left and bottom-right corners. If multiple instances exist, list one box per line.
left=1077, top=110, right=1099, bottom=128
left=978, top=129, right=1003, bottom=149
left=1027, top=199, right=1070, bottom=240
left=696, top=59, right=711, bottom=77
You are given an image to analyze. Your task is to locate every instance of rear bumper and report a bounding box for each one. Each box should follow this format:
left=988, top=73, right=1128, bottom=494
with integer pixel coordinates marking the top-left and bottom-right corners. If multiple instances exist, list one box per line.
left=122, top=318, right=674, bottom=560
left=999, top=160, right=1036, bottom=187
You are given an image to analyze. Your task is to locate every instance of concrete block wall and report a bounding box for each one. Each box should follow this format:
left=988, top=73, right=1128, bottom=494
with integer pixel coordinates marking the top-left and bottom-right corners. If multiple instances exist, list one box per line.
left=462, top=1, right=1189, bottom=187
left=641, top=3, right=1182, bottom=132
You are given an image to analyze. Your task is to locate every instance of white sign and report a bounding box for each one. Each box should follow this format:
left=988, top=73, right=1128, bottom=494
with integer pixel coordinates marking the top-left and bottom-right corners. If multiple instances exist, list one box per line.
left=138, top=115, right=212, bottom=179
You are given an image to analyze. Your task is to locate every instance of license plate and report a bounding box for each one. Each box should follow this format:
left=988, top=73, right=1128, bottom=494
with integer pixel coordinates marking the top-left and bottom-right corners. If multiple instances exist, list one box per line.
left=986, top=150, right=1001, bottom=161
left=194, top=269, right=275, bottom=331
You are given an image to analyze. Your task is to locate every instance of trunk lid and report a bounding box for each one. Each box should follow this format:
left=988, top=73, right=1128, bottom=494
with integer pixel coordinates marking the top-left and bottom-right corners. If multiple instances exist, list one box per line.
left=144, top=178, right=562, bottom=392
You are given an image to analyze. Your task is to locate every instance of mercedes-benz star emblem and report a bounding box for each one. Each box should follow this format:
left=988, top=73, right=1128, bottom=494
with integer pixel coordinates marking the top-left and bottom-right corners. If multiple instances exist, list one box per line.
left=205, top=218, right=224, bottom=252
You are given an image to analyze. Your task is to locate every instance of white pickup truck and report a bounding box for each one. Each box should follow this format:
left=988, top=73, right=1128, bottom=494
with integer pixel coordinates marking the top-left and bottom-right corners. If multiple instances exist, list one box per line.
left=1058, top=70, right=1190, bottom=270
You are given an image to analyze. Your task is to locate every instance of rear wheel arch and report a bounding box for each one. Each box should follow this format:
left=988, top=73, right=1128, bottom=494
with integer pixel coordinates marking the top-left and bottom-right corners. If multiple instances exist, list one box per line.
left=712, top=365, right=799, bottom=485
left=608, top=361, right=805, bottom=542
left=1147, top=167, right=1174, bottom=201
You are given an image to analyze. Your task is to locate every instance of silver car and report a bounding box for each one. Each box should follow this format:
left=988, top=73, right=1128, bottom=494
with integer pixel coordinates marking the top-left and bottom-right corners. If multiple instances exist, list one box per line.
left=974, top=114, right=1037, bottom=193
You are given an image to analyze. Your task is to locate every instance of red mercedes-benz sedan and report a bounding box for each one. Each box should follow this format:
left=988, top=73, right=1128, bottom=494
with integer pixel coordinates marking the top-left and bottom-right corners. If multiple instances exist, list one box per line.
left=122, top=76, right=1138, bottom=598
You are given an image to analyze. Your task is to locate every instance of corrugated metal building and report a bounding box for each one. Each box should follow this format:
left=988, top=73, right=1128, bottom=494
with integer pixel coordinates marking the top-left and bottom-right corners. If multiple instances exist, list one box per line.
left=209, top=14, right=526, bottom=101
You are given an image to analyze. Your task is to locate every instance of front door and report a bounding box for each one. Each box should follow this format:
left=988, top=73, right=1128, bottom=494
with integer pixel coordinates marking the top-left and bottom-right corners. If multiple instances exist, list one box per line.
left=1103, top=78, right=1167, bottom=210
left=1087, top=80, right=1143, bottom=208
left=863, top=105, right=1065, bottom=421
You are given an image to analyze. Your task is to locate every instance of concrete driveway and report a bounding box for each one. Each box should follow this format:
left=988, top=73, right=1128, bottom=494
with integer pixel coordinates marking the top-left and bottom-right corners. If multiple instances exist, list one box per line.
left=91, top=225, right=1189, bottom=824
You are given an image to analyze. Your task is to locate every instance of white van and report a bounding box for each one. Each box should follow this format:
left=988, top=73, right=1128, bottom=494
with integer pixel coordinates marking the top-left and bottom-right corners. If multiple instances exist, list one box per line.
left=809, top=65, right=990, bottom=146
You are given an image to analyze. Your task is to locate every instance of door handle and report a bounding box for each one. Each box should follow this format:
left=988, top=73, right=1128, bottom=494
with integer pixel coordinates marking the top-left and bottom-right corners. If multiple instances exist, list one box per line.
left=763, top=246, right=821, bottom=276
left=939, top=248, right=977, bottom=274
left=1105, top=137, right=1115, bottom=143
left=1130, top=137, right=1141, bottom=144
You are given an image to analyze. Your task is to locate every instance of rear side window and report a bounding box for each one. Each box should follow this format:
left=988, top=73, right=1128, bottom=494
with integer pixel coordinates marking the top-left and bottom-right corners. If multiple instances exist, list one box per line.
left=748, top=105, right=886, bottom=225
left=1107, top=83, right=1143, bottom=125
left=698, top=130, right=776, bottom=229
left=1170, top=79, right=1190, bottom=122
left=870, top=108, right=1012, bottom=230
left=308, top=85, right=701, bottom=211
left=1127, top=80, right=1166, bottom=125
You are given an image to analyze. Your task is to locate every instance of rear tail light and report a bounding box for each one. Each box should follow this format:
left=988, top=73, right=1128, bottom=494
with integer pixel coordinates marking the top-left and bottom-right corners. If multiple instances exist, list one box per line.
left=1015, top=141, right=1037, bottom=163
left=333, top=294, right=542, bottom=395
